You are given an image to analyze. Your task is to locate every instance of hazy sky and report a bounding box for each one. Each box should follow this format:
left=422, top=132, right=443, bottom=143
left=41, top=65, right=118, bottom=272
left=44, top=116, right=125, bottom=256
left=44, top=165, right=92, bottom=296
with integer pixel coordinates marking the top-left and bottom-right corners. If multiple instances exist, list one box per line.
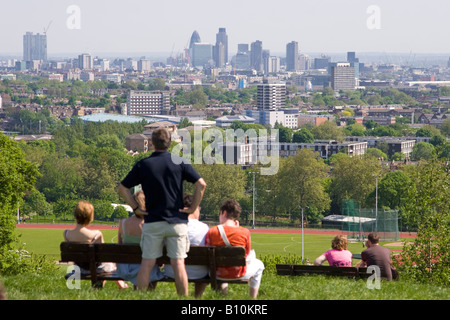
left=1, top=0, right=450, bottom=57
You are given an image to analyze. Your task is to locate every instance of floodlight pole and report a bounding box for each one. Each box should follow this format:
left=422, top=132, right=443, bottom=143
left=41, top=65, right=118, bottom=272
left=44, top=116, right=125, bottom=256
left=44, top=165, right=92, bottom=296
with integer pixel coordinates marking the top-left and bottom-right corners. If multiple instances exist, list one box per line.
left=252, top=171, right=255, bottom=229
left=375, top=176, right=378, bottom=232
left=301, top=206, right=304, bottom=263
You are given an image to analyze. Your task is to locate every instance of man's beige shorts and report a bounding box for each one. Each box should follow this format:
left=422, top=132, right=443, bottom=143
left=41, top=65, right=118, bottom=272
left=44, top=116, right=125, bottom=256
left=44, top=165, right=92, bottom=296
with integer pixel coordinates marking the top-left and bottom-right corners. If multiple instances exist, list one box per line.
left=141, top=221, right=189, bottom=259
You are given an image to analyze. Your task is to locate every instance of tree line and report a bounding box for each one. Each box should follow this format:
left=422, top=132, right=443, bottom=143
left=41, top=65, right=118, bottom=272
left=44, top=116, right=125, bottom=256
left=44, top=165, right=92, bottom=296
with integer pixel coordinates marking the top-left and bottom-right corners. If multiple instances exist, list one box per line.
left=0, top=118, right=445, bottom=231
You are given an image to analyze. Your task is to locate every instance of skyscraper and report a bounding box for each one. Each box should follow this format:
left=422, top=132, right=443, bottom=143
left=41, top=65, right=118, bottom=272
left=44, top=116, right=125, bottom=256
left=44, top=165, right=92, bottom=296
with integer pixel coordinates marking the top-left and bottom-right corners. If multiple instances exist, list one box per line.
left=215, top=28, right=228, bottom=64
left=192, top=43, right=213, bottom=68
left=250, top=40, right=263, bottom=73
left=286, top=41, right=299, bottom=71
left=189, top=31, right=201, bottom=49
left=23, top=32, right=47, bottom=62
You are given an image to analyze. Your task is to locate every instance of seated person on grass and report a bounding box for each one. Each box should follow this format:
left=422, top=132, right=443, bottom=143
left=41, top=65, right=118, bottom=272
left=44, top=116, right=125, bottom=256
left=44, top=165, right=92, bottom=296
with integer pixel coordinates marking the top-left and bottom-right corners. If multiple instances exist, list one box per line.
left=205, top=199, right=265, bottom=299
left=63, top=200, right=128, bottom=289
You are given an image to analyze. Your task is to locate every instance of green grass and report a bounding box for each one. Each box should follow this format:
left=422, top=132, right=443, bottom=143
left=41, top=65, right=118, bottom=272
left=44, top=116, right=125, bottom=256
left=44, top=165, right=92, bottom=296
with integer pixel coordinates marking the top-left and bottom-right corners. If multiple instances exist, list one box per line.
left=1, top=228, right=449, bottom=301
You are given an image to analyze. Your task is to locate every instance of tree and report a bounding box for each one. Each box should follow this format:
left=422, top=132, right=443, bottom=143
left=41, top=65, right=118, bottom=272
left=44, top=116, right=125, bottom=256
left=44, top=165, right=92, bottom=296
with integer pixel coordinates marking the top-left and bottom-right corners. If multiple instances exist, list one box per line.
left=187, top=164, right=247, bottom=219
left=329, top=154, right=383, bottom=213
left=411, top=142, right=436, bottom=161
left=399, top=160, right=449, bottom=285
left=0, top=133, right=40, bottom=272
left=311, top=121, right=344, bottom=141
left=292, top=129, right=314, bottom=143
left=277, top=149, right=330, bottom=224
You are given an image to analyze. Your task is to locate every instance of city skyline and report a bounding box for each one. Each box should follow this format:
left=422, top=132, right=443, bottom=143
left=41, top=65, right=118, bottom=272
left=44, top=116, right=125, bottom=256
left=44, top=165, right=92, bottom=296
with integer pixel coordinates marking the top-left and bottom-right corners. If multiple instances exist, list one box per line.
left=1, top=0, right=450, bottom=60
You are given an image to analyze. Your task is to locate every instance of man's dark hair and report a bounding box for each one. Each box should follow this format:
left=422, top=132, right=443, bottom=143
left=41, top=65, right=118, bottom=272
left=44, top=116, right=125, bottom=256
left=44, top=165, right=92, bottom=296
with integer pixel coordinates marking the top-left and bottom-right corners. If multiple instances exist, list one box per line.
left=220, top=199, right=241, bottom=221
left=152, top=127, right=171, bottom=150
left=368, top=232, right=380, bottom=244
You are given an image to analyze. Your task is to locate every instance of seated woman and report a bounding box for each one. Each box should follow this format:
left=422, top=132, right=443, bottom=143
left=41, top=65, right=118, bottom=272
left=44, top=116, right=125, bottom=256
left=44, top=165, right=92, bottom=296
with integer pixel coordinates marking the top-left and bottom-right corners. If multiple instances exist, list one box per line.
left=314, top=235, right=353, bottom=267
left=63, top=200, right=128, bottom=289
left=205, top=199, right=265, bottom=299
left=116, top=191, right=165, bottom=289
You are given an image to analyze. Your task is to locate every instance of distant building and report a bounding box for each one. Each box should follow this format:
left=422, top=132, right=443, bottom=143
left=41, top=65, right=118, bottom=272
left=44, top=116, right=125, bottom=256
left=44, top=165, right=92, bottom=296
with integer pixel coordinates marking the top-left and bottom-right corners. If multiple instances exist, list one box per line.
left=23, top=32, right=47, bottom=62
left=286, top=41, right=299, bottom=71
left=250, top=40, right=263, bottom=72
left=127, top=90, right=170, bottom=116
left=138, top=59, right=151, bottom=72
left=314, top=55, right=330, bottom=69
left=78, top=53, right=93, bottom=70
left=125, top=133, right=149, bottom=153
left=192, top=43, right=213, bottom=68
left=257, top=80, right=286, bottom=110
left=215, top=115, right=256, bottom=128
left=330, top=62, right=356, bottom=91
left=215, top=28, right=228, bottom=65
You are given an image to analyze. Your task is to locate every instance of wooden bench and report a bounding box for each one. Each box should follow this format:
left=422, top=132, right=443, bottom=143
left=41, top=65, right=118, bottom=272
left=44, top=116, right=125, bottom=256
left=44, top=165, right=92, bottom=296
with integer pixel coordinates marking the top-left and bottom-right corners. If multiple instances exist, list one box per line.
left=276, top=264, right=371, bottom=279
left=60, top=242, right=248, bottom=290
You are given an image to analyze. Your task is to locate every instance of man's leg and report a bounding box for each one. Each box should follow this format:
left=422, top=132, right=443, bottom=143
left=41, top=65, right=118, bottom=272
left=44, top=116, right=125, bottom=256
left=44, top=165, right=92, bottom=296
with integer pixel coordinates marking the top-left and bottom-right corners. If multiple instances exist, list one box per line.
left=170, top=258, right=188, bottom=296
left=137, top=258, right=156, bottom=290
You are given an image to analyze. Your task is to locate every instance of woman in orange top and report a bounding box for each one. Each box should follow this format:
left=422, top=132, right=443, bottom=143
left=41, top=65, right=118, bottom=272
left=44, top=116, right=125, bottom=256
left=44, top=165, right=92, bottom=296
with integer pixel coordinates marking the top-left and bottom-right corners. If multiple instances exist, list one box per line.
left=205, top=199, right=264, bottom=299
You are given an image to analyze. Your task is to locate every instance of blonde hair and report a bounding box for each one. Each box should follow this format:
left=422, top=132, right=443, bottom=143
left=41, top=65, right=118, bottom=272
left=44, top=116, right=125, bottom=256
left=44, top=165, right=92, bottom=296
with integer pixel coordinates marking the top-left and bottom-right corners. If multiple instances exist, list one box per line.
left=74, top=201, right=94, bottom=226
left=331, top=235, right=348, bottom=250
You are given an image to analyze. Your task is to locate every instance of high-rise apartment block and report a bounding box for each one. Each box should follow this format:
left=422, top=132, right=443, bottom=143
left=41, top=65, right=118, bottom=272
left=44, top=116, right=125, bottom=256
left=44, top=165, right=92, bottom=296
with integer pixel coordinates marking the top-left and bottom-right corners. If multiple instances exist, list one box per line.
left=286, top=41, right=299, bottom=71
left=78, top=53, right=93, bottom=70
left=257, top=80, right=286, bottom=110
left=330, top=62, right=356, bottom=91
left=23, top=32, right=47, bottom=62
left=127, top=90, right=170, bottom=116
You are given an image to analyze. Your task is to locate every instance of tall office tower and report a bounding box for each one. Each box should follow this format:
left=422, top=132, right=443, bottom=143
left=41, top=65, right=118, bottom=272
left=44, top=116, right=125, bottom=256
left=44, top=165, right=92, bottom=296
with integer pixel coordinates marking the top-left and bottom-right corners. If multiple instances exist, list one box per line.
left=189, top=31, right=201, bottom=49
left=346, top=51, right=360, bottom=79
left=257, top=79, right=286, bottom=110
left=250, top=40, right=263, bottom=73
left=235, top=44, right=250, bottom=69
left=264, top=56, right=280, bottom=74
left=192, top=43, right=213, bottom=68
left=347, top=51, right=357, bottom=62
left=314, top=55, right=330, bottom=69
left=78, top=53, right=93, bottom=69
left=286, top=41, right=299, bottom=71
left=127, top=90, right=170, bottom=116
left=448, top=57, right=450, bottom=68
left=213, top=42, right=225, bottom=68
left=331, top=62, right=356, bottom=91
left=23, top=32, right=47, bottom=62
left=215, top=28, right=228, bottom=63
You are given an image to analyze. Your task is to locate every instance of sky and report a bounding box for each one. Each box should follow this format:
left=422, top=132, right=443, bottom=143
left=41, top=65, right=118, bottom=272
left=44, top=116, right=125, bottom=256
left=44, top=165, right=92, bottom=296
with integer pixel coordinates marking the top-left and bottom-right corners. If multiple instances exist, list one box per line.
left=1, top=0, right=450, bottom=59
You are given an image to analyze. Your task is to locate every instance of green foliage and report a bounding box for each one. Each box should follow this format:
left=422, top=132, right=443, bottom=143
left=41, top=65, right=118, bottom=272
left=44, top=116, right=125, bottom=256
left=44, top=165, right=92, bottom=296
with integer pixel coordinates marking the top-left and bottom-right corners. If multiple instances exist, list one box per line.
left=399, top=160, right=450, bottom=286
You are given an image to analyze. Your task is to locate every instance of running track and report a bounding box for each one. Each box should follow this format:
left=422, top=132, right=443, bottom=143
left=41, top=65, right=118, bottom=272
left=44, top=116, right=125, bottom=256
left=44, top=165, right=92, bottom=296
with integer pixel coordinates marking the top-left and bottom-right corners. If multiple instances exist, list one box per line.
left=16, top=223, right=416, bottom=238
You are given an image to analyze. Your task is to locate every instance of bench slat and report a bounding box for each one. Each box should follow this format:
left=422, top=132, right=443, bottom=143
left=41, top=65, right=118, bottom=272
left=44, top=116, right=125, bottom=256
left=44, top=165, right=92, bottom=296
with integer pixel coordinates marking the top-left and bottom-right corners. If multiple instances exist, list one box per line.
left=276, top=264, right=370, bottom=279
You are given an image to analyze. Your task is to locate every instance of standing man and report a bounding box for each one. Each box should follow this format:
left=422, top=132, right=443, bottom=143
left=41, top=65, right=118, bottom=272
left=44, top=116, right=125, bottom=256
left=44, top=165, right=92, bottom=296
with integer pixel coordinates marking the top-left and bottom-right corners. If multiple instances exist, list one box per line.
left=358, top=232, right=393, bottom=280
left=118, top=128, right=206, bottom=296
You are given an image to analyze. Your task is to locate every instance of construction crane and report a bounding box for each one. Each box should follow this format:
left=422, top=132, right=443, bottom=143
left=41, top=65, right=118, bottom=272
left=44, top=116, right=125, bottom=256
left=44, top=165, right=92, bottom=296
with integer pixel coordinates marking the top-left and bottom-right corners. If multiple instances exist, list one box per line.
left=43, top=20, right=53, bottom=35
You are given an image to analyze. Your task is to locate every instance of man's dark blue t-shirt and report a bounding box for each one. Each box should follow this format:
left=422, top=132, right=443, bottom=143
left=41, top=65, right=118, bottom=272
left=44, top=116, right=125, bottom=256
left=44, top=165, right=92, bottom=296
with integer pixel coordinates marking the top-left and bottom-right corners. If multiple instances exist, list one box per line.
left=121, top=151, right=201, bottom=224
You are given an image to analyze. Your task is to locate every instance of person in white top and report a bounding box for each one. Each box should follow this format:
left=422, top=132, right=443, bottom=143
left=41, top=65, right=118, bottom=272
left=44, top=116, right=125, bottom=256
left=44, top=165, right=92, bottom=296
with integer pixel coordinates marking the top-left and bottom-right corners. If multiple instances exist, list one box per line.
left=163, top=194, right=210, bottom=297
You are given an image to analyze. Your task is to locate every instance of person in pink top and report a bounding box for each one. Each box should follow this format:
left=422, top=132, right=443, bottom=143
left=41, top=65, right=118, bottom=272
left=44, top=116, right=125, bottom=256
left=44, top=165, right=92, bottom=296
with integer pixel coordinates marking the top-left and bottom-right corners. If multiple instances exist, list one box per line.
left=314, top=235, right=353, bottom=267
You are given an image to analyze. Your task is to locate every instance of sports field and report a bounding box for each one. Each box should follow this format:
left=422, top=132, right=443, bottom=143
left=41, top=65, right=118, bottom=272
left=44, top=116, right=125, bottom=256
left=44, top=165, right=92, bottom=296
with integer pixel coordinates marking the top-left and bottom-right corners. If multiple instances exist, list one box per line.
left=15, top=224, right=408, bottom=263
